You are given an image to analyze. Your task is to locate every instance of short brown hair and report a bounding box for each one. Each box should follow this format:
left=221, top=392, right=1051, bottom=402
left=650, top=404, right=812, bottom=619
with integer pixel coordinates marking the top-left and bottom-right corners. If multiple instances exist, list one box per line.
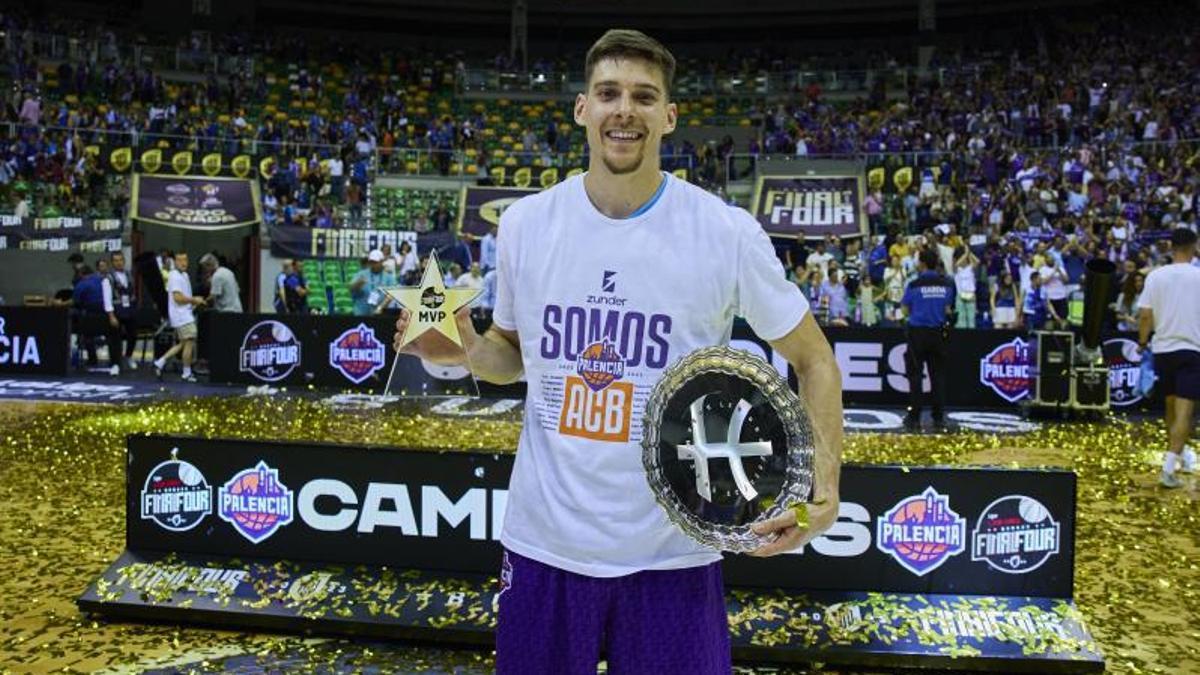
left=584, top=29, right=676, bottom=96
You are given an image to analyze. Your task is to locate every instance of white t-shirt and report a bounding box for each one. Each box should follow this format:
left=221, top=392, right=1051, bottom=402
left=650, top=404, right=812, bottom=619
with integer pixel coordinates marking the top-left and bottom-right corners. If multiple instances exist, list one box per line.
left=166, top=269, right=195, bottom=328
left=1039, top=264, right=1068, bottom=300
left=1138, top=262, right=1200, bottom=354
left=806, top=251, right=833, bottom=277
left=954, top=264, right=977, bottom=297
left=493, top=174, right=809, bottom=577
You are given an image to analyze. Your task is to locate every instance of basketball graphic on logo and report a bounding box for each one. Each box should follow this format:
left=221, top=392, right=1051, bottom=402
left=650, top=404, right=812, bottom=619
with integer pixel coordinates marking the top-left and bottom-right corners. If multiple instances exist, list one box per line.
left=1019, top=496, right=1049, bottom=523
left=887, top=500, right=949, bottom=561
left=226, top=471, right=278, bottom=534
left=576, top=341, right=625, bottom=392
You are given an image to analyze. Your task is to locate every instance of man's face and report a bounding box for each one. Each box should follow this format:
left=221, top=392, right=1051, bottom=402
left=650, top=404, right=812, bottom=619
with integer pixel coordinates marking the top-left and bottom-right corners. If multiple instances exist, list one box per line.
left=575, top=57, right=676, bottom=176
left=369, top=260, right=383, bottom=273
left=111, top=254, right=125, bottom=271
left=175, top=254, right=188, bottom=272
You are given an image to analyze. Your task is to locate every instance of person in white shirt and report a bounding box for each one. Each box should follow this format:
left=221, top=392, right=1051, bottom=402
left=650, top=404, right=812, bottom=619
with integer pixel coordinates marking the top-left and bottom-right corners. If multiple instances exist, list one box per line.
left=1038, top=254, right=1069, bottom=329
left=153, top=252, right=206, bottom=382
left=805, top=240, right=834, bottom=278
left=391, top=29, right=842, bottom=674
left=953, top=247, right=978, bottom=328
left=327, top=155, right=345, bottom=202
left=478, top=224, right=498, bottom=273
left=1138, top=228, right=1200, bottom=488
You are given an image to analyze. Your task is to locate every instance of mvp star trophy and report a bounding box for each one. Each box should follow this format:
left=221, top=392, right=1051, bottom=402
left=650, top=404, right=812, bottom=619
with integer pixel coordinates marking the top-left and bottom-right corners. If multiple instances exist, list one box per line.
left=383, top=250, right=482, bottom=397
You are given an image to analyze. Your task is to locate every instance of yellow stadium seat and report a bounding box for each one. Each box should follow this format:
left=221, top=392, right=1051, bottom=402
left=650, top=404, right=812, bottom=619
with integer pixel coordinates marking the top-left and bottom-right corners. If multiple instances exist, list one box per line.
left=512, top=143, right=524, bottom=152
left=466, top=164, right=478, bottom=175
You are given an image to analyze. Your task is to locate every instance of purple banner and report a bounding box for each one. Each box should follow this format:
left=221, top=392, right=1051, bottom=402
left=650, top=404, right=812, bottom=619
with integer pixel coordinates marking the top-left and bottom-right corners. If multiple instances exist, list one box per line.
left=132, top=175, right=261, bottom=230
left=457, top=186, right=538, bottom=238
left=751, top=175, right=866, bottom=240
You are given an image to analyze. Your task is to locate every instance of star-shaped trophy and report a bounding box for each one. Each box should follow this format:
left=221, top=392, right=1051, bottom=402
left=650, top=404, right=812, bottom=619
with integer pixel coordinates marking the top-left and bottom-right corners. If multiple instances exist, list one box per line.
left=382, top=250, right=482, bottom=398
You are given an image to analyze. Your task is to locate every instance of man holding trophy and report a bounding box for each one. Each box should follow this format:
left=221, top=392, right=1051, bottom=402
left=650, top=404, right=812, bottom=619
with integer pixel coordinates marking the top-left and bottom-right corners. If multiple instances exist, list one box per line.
left=392, top=29, right=843, bottom=675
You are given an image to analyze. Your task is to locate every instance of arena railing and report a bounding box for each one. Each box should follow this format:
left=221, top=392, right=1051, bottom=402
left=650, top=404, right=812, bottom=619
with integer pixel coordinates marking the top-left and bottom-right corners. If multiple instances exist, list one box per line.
left=724, top=138, right=1200, bottom=185
left=457, top=65, right=978, bottom=97
left=2, top=29, right=254, bottom=77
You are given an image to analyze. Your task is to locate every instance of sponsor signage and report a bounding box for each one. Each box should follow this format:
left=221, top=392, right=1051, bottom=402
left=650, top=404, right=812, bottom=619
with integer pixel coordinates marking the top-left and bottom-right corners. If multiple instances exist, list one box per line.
left=132, top=175, right=261, bottom=230
left=0, top=307, right=70, bottom=376
left=268, top=225, right=417, bottom=260
left=0, top=215, right=123, bottom=251
left=239, top=320, right=302, bottom=382
left=127, top=434, right=1077, bottom=597
left=1103, top=338, right=1143, bottom=407
left=456, top=185, right=538, bottom=238
left=209, top=315, right=1155, bottom=411
left=79, top=549, right=1104, bottom=673
left=750, top=175, right=867, bottom=239
left=328, top=323, right=387, bottom=384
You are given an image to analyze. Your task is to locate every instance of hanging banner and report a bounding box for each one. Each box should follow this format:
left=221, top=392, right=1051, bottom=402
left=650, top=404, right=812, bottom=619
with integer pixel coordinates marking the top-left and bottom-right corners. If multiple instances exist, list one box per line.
left=269, top=224, right=417, bottom=260
left=132, top=175, right=261, bottom=230
left=456, top=185, right=539, bottom=237
left=0, top=214, right=124, bottom=252
left=751, top=175, right=867, bottom=239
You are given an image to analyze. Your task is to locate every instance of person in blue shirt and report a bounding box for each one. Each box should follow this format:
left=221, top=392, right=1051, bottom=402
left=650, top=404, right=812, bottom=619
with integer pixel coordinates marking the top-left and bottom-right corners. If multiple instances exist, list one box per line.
left=349, top=250, right=397, bottom=316
left=901, top=248, right=956, bottom=431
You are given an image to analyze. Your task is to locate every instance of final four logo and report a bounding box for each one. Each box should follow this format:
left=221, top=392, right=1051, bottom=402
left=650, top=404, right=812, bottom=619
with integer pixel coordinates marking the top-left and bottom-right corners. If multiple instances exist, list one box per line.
left=140, top=448, right=212, bottom=532
left=240, top=320, right=301, bottom=382
left=218, top=461, right=294, bottom=543
left=876, top=487, right=966, bottom=576
left=1103, top=338, right=1143, bottom=406
left=971, top=495, right=1060, bottom=574
left=329, top=323, right=387, bottom=384
left=980, top=337, right=1033, bottom=403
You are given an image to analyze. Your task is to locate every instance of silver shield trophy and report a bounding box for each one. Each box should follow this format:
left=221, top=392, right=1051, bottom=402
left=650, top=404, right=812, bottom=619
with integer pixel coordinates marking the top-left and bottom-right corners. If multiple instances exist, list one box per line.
left=642, top=346, right=815, bottom=552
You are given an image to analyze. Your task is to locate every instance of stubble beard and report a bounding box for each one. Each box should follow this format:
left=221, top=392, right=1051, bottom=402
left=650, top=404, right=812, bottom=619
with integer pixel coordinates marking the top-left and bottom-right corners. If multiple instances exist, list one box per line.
left=602, top=149, right=644, bottom=176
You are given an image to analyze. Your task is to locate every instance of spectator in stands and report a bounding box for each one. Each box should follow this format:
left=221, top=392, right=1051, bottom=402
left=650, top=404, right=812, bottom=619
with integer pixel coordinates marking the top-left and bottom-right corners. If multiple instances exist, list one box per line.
left=440, top=233, right=473, bottom=273
left=397, top=240, right=419, bottom=283
left=350, top=249, right=395, bottom=316
left=477, top=268, right=497, bottom=322
left=477, top=223, right=498, bottom=273
left=819, top=268, right=850, bottom=327
left=1022, top=271, right=1048, bottom=332
left=991, top=271, right=1021, bottom=329
left=857, top=274, right=880, bottom=327
left=200, top=253, right=242, bottom=313
left=154, top=251, right=204, bottom=382
left=456, top=262, right=484, bottom=293
left=105, top=251, right=138, bottom=371
left=71, top=264, right=123, bottom=374
left=805, top=240, right=833, bottom=278
left=284, top=261, right=310, bottom=314
left=274, top=260, right=291, bottom=314
left=1114, top=272, right=1144, bottom=332
left=882, top=255, right=906, bottom=325
left=953, top=247, right=979, bottom=329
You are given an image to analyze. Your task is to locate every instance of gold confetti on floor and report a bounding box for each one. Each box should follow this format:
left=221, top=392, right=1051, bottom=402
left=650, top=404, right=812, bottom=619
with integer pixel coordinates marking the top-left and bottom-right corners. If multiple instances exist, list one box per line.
left=0, top=397, right=1196, bottom=673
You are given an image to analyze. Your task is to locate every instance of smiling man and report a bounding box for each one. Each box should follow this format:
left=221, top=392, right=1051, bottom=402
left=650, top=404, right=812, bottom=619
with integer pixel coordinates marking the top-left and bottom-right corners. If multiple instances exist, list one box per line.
left=393, top=29, right=843, bottom=674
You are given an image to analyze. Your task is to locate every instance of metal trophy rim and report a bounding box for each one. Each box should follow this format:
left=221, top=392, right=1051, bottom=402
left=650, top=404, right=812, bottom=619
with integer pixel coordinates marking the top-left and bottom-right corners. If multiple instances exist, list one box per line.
left=641, top=346, right=815, bottom=553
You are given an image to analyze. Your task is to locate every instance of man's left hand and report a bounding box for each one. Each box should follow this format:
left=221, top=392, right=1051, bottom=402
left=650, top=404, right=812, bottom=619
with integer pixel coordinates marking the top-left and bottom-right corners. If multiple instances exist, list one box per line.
left=747, top=496, right=839, bottom=557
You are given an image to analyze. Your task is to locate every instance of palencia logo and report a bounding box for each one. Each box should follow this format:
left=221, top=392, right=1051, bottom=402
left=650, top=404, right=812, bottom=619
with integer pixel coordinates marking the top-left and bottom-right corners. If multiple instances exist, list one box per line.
left=0, top=316, right=42, bottom=366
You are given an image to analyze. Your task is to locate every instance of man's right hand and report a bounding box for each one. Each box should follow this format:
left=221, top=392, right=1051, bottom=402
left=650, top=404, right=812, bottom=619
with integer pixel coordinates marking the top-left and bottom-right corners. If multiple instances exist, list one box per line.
left=393, top=307, right=477, bottom=366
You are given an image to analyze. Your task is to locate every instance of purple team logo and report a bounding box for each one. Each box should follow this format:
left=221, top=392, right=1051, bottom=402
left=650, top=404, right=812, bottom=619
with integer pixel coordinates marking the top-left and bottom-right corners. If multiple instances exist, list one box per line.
left=1103, top=338, right=1143, bottom=407
left=218, top=461, right=294, bottom=543
left=498, top=551, right=513, bottom=597
left=239, top=320, right=301, bottom=382
left=876, top=487, right=966, bottom=576
left=980, top=337, right=1033, bottom=403
left=329, top=323, right=387, bottom=384
left=576, top=340, right=625, bottom=391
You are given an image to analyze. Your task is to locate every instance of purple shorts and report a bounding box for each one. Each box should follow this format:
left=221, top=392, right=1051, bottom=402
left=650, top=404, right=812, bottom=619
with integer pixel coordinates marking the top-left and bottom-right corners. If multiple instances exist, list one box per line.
left=495, top=549, right=731, bottom=675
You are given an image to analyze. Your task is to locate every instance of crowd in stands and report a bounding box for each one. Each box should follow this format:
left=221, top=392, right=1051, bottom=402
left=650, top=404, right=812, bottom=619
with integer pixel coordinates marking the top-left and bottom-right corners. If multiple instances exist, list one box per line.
left=2, top=5, right=1197, bottom=325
